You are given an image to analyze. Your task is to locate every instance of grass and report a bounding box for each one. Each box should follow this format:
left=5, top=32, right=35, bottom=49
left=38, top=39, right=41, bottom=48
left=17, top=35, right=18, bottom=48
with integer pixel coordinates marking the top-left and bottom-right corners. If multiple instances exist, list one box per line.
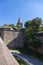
left=10, top=47, right=34, bottom=54
left=10, top=47, right=43, bottom=62
left=14, top=55, right=29, bottom=65
left=10, top=49, right=20, bottom=53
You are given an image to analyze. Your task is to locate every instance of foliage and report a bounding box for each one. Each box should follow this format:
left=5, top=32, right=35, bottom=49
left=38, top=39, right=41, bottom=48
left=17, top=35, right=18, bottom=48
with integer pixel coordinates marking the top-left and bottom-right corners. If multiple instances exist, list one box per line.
left=11, top=48, right=43, bottom=61
left=3, top=24, right=15, bottom=28
left=16, top=25, right=22, bottom=28
left=3, top=23, right=23, bottom=29
left=41, top=25, right=43, bottom=31
left=25, top=17, right=42, bottom=50
left=9, top=24, right=15, bottom=28
left=31, top=17, right=42, bottom=32
left=25, top=20, right=31, bottom=28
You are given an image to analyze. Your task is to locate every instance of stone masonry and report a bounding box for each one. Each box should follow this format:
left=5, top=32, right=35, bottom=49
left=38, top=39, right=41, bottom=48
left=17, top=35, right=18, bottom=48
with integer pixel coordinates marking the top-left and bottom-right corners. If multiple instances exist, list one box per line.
left=0, top=37, right=19, bottom=65
left=0, top=27, right=25, bottom=49
left=0, top=27, right=43, bottom=54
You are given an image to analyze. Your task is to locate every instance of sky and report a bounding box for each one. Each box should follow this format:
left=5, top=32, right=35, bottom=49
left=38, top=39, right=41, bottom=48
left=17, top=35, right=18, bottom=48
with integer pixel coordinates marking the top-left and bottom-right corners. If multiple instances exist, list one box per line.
left=0, top=0, right=43, bottom=26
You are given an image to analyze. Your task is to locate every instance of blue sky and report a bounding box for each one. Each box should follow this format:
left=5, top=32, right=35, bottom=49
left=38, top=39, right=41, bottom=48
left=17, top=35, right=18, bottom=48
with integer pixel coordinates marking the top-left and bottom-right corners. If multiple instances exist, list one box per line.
left=0, top=0, right=43, bottom=26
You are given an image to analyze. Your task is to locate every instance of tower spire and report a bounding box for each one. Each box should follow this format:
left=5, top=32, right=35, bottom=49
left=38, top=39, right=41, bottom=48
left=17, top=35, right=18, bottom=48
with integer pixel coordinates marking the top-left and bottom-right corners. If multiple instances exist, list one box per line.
left=17, top=17, right=23, bottom=28
left=17, top=17, right=22, bottom=24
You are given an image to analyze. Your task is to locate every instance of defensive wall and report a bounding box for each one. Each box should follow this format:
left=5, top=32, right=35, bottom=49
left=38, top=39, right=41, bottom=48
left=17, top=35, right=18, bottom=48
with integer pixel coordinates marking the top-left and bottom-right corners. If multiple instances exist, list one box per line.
left=0, top=27, right=43, bottom=54
left=0, top=27, right=25, bottom=49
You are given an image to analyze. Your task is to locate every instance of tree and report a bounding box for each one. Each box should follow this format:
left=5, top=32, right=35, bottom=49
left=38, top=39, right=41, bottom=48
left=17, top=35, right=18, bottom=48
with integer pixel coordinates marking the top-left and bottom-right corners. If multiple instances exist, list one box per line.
left=31, top=17, right=42, bottom=32
left=16, top=25, right=22, bottom=28
left=9, top=24, right=15, bottom=28
left=3, top=24, right=15, bottom=28
left=41, top=24, right=43, bottom=31
left=25, top=20, right=31, bottom=28
left=25, top=17, right=42, bottom=51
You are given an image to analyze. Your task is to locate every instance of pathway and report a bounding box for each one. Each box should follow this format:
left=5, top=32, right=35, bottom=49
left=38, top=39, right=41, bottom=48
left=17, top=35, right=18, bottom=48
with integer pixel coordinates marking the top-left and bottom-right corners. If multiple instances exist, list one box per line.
left=11, top=52, right=43, bottom=65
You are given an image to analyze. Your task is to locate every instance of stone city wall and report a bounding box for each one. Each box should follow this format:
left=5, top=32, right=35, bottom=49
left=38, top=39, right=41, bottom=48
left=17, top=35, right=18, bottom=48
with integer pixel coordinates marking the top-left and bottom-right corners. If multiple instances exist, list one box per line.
left=36, top=33, right=43, bottom=54
left=3, top=29, right=25, bottom=49
left=0, top=28, right=43, bottom=54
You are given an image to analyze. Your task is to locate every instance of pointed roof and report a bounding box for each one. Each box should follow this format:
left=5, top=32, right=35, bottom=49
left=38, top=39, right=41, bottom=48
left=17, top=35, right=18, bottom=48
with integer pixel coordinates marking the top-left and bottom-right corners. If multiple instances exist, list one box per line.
left=0, top=37, right=19, bottom=65
left=17, top=17, right=22, bottom=24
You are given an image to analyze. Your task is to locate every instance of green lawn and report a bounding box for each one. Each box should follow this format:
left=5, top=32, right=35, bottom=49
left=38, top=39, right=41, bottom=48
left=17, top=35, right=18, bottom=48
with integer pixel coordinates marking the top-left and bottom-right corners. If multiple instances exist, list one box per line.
left=10, top=49, right=20, bottom=53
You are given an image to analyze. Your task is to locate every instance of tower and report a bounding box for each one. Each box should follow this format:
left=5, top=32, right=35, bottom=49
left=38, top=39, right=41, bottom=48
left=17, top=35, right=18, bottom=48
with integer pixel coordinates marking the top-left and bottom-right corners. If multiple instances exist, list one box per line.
left=17, top=17, right=23, bottom=28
